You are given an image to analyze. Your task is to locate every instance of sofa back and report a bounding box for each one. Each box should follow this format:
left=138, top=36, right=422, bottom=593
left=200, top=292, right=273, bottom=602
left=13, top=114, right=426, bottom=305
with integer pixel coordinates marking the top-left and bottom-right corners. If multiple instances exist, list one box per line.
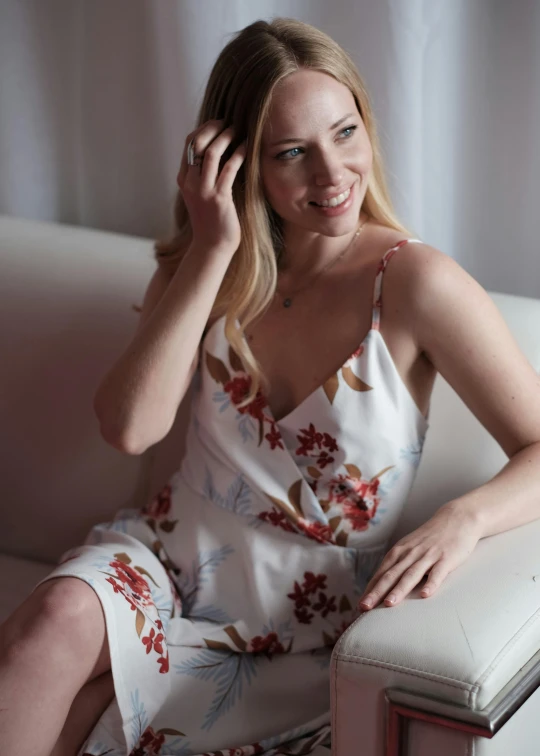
left=1, top=216, right=539, bottom=563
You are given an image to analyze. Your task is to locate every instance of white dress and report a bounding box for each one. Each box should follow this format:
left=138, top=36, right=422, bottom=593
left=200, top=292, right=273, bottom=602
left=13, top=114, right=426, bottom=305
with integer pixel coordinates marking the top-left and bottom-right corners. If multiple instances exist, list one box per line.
left=40, top=238, right=428, bottom=756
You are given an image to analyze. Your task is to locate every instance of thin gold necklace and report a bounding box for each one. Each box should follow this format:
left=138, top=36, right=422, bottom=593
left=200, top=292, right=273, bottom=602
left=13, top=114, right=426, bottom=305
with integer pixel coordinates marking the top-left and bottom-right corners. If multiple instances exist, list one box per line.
left=276, top=216, right=370, bottom=308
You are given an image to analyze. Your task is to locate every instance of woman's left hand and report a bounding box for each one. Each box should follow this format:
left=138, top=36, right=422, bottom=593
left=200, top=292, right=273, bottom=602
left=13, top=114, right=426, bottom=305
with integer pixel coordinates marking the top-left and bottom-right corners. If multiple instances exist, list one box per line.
left=358, top=502, right=482, bottom=610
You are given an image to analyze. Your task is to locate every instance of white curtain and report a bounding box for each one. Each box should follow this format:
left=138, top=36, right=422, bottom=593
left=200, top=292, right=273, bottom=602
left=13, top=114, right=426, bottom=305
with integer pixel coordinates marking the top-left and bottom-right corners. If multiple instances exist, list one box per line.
left=1, top=0, right=539, bottom=296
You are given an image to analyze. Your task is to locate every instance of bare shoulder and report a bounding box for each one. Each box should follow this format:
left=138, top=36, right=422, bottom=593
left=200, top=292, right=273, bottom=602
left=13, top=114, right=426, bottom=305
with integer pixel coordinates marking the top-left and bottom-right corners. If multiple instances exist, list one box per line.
left=382, top=239, right=540, bottom=456
left=378, top=239, right=480, bottom=336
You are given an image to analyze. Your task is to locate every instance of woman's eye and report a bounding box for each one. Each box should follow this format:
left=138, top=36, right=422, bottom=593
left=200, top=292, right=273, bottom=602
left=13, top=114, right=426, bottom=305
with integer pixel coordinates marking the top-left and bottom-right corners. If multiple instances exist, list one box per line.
left=277, top=146, right=303, bottom=160
left=340, top=125, right=357, bottom=139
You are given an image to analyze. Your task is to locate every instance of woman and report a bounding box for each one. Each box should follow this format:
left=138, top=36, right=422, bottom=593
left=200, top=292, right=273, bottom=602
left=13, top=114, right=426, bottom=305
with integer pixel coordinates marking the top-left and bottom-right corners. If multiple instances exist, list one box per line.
left=1, top=17, right=539, bottom=756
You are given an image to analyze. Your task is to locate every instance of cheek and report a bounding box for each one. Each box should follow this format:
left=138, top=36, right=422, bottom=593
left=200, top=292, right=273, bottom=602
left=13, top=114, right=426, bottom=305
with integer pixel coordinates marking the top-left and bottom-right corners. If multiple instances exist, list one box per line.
left=261, top=164, right=303, bottom=209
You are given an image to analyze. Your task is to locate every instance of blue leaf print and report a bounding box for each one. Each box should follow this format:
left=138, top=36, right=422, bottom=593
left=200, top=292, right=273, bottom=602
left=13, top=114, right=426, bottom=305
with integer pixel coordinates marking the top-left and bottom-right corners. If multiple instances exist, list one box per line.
left=174, top=649, right=257, bottom=731
left=212, top=388, right=231, bottom=413
left=188, top=603, right=233, bottom=624
left=175, top=545, right=234, bottom=616
left=237, top=413, right=256, bottom=443
left=379, top=440, right=425, bottom=497
left=401, top=439, right=424, bottom=469
left=129, top=689, right=149, bottom=744
left=203, top=468, right=255, bottom=518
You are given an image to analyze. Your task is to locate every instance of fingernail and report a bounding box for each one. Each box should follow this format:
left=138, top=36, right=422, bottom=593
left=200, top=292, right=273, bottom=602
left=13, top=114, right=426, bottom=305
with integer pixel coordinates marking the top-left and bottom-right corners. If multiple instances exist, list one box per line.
left=360, top=597, right=373, bottom=608
left=385, top=594, right=396, bottom=605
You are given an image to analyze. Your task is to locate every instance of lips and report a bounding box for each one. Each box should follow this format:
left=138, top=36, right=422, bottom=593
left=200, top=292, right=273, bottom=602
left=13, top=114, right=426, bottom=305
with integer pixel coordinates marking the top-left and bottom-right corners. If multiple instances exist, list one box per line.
left=310, top=182, right=356, bottom=207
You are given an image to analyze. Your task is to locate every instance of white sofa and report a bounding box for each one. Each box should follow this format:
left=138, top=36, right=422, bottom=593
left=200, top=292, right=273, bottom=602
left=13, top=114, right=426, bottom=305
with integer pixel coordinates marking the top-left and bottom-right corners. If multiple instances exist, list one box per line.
left=1, top=215, right=539, bottom=756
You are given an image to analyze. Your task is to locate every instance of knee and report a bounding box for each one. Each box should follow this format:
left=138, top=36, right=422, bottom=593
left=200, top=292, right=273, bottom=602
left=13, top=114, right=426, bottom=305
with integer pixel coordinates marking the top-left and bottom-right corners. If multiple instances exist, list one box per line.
left=2, top=577, right=105, bottom=658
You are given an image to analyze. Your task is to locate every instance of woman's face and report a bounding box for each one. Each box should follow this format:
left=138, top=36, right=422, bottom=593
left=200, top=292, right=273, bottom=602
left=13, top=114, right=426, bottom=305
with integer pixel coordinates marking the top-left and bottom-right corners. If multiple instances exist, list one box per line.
left=259, top=69, right=373, bottom=239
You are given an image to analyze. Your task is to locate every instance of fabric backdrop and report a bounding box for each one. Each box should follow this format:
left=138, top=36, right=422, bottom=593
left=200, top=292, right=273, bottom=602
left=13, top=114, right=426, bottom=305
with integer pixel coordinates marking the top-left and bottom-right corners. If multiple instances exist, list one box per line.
left=1, top=0, right=539, bottom=297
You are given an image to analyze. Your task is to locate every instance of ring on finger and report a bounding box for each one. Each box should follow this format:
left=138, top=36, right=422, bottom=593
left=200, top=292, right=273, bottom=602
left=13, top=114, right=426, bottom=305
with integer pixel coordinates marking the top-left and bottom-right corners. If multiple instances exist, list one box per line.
left=187, top=139, right=204, bottom=167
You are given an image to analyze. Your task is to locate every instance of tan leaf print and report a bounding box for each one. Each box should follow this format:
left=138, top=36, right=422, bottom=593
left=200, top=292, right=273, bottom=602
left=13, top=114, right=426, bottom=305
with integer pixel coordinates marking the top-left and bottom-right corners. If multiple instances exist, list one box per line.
left=206, top=352, right=231, bottom=385
left=224, top=625, right=247, bottom=651
left=323, top=373, right=340, bottom=404
left=341, top=365, right=372, bottom=392
left=319, top=499, right=330, bottom=513
left=203, top=638, right=233, bottom=651
left=158, top=728, right=186, bottom=737
left=371, top=465, right=394, bottom=481
left=135, top=608, right=146, bottom=637
left=134, top=565, right=159, bottom=587
left=307, top=466, right=322, bottom=479
left=113, top=552, right=132, bottom=565
left=328, top=516, right=342, bottom=532
left=266, top=494, right=300, bottom=523
left=159, top=519, right=179, bottom=533
left=344, top=463, right=362, bottom=478
left=336, top=530, right=349, bottom=547
left=288, top=480, right=304, bottom=516
left=228, top=345, right=244, bottom=373
left=322, top=630, right=336, bottom=647
left=339, top=594, right=352, bottom=613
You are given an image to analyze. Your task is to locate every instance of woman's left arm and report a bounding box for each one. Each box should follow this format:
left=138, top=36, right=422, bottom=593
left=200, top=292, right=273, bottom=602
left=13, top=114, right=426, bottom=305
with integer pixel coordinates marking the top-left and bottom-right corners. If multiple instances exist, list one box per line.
left=359, top=244, right=540, bottom=611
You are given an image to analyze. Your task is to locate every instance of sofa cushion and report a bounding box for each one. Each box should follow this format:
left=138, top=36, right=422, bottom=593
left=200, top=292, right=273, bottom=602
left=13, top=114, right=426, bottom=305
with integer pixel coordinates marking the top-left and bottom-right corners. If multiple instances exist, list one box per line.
left=0, top=553, right=54, bottom=623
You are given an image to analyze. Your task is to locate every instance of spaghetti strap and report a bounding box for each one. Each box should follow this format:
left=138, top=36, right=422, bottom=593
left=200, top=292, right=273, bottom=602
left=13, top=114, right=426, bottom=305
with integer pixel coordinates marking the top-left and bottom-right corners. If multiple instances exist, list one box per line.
left=371, top=238, right=423, bottom=331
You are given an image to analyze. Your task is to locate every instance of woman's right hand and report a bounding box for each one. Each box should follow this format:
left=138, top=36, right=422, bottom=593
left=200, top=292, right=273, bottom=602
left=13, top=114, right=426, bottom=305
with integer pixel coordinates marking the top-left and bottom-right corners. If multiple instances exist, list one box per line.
left=177, top=120, right=247, bottom=254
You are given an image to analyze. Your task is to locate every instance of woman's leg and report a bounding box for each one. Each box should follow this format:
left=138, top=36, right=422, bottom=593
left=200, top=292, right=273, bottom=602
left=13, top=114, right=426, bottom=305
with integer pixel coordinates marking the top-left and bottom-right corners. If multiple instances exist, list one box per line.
left=49, top=671, right=115, bottom=756
left=0, top=576, right=111, bottom=756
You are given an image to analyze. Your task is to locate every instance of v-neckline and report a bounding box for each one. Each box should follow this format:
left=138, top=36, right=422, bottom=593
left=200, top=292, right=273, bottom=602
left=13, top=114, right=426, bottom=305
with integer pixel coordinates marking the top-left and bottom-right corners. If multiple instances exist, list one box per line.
left=201, top=314, right=374, bottom=424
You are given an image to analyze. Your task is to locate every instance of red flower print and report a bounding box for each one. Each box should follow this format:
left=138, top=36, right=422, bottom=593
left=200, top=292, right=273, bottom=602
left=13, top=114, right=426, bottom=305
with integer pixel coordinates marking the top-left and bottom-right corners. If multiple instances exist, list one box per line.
left=296, top=423, right=323, bottom=455
left=157, top=652, right=169, bottom=674
left=295, top=607, right=315, bottom=624
left=297, top=518, right=334, bottom=544
left=108, top=559, right=154, bottom=611
left=328, top=473, right=381, bottom=531
left=105, top=576, right=126, bottom=595
left=348, top=344, right=365, bottom=361
left=249, top=632, right=285, bottom=659
left=258, top=507, right=296, bottom=533
left=144, top=484, right=172, bottom=519
left=265, top=424, right=284, bottom=450
left=296, top=424, right=339, bottom=472
left=224, top=376, right=268, bottom=421
left=287, top=581, right=312, bottom=609
left=288, top=572, right=334, bottom=624
left=302, top=572, right=327, bottom=595
left=142, top=627, right=164, bottom=655
left=312, top=592, right=337, bottom=618
left=133, top=726, right=166, bottom=755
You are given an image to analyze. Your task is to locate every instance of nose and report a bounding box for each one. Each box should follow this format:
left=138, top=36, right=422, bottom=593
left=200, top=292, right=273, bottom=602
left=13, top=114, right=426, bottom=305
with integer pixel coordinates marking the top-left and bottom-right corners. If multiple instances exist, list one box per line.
left=312, top=147, right=344, bottom=187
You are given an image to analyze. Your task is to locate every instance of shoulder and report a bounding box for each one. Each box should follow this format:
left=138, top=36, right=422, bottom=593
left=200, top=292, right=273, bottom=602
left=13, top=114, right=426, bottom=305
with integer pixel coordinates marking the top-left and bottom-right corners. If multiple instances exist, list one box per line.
left=378, top=238, right=484, bottom=337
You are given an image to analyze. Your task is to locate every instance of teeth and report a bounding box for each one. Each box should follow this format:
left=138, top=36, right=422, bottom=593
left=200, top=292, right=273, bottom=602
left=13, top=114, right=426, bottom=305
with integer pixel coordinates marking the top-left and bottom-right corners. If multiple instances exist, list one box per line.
left=317, top=188, right=351, bottom=208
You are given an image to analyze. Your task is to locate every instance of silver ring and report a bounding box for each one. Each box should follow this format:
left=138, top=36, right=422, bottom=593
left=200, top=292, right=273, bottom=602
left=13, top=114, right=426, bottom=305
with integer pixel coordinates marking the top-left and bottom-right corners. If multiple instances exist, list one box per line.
left=187, top=139, right=203, bottom=167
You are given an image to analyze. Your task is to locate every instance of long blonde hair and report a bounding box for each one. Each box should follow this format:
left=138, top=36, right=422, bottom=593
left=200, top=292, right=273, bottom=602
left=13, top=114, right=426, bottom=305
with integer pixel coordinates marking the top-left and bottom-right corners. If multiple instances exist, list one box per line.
left=155, top=17, right=411, bottom=405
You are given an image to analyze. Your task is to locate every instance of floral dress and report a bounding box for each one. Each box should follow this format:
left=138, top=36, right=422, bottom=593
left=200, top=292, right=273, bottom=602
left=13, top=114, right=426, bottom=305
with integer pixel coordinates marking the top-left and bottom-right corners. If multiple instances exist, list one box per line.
left=39, top=238, right=428, bottom=756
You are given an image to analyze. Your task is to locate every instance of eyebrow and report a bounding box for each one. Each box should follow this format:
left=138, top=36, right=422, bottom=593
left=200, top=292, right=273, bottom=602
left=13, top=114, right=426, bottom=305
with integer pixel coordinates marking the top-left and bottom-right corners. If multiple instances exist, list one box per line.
left=268, top=113, right=356, bottom=148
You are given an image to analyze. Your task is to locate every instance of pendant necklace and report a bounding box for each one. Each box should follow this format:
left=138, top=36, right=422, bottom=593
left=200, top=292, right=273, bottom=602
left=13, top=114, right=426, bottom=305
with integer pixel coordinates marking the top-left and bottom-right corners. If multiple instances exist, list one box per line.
left=276, top=216, right=370, bottom=308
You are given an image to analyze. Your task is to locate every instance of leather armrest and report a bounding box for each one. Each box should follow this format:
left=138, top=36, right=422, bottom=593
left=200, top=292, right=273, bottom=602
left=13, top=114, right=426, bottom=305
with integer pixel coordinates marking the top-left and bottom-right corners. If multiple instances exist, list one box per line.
left=331, top=520, right=540, bottom=754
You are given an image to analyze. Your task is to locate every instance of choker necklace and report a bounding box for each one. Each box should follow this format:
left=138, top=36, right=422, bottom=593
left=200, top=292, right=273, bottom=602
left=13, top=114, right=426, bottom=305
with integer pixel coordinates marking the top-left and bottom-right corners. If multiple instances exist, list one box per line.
left=276, top=216, right=369, bottom=308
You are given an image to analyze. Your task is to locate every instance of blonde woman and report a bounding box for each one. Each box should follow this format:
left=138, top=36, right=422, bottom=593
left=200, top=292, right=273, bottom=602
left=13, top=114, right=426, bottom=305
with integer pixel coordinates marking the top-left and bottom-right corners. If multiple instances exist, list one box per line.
left=1, top=17, right=540, bottom=756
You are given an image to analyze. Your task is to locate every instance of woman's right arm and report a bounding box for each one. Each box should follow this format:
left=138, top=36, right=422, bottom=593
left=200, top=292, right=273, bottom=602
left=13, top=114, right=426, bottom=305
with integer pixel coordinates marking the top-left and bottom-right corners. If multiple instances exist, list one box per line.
left=94, top=120, right=246, bottom=455
left=93, top=242, right=235, bottom=455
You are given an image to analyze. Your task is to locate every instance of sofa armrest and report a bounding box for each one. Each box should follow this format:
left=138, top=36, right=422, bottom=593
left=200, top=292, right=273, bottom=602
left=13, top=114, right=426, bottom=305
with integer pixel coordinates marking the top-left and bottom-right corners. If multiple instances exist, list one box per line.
left=331, top=519, right=540, bottom=754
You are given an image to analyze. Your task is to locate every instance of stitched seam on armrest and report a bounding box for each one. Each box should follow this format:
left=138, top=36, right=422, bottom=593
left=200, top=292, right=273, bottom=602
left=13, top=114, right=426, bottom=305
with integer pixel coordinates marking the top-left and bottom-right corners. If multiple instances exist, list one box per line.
left=472, top=607, right=540, bottom=707
left=334, top=653, right=477, bottom=693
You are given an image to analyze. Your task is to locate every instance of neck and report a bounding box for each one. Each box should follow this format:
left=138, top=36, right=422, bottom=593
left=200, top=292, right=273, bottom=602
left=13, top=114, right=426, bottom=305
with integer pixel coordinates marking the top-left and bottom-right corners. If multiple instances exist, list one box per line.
left=278, top=213, right=368, bottom=279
